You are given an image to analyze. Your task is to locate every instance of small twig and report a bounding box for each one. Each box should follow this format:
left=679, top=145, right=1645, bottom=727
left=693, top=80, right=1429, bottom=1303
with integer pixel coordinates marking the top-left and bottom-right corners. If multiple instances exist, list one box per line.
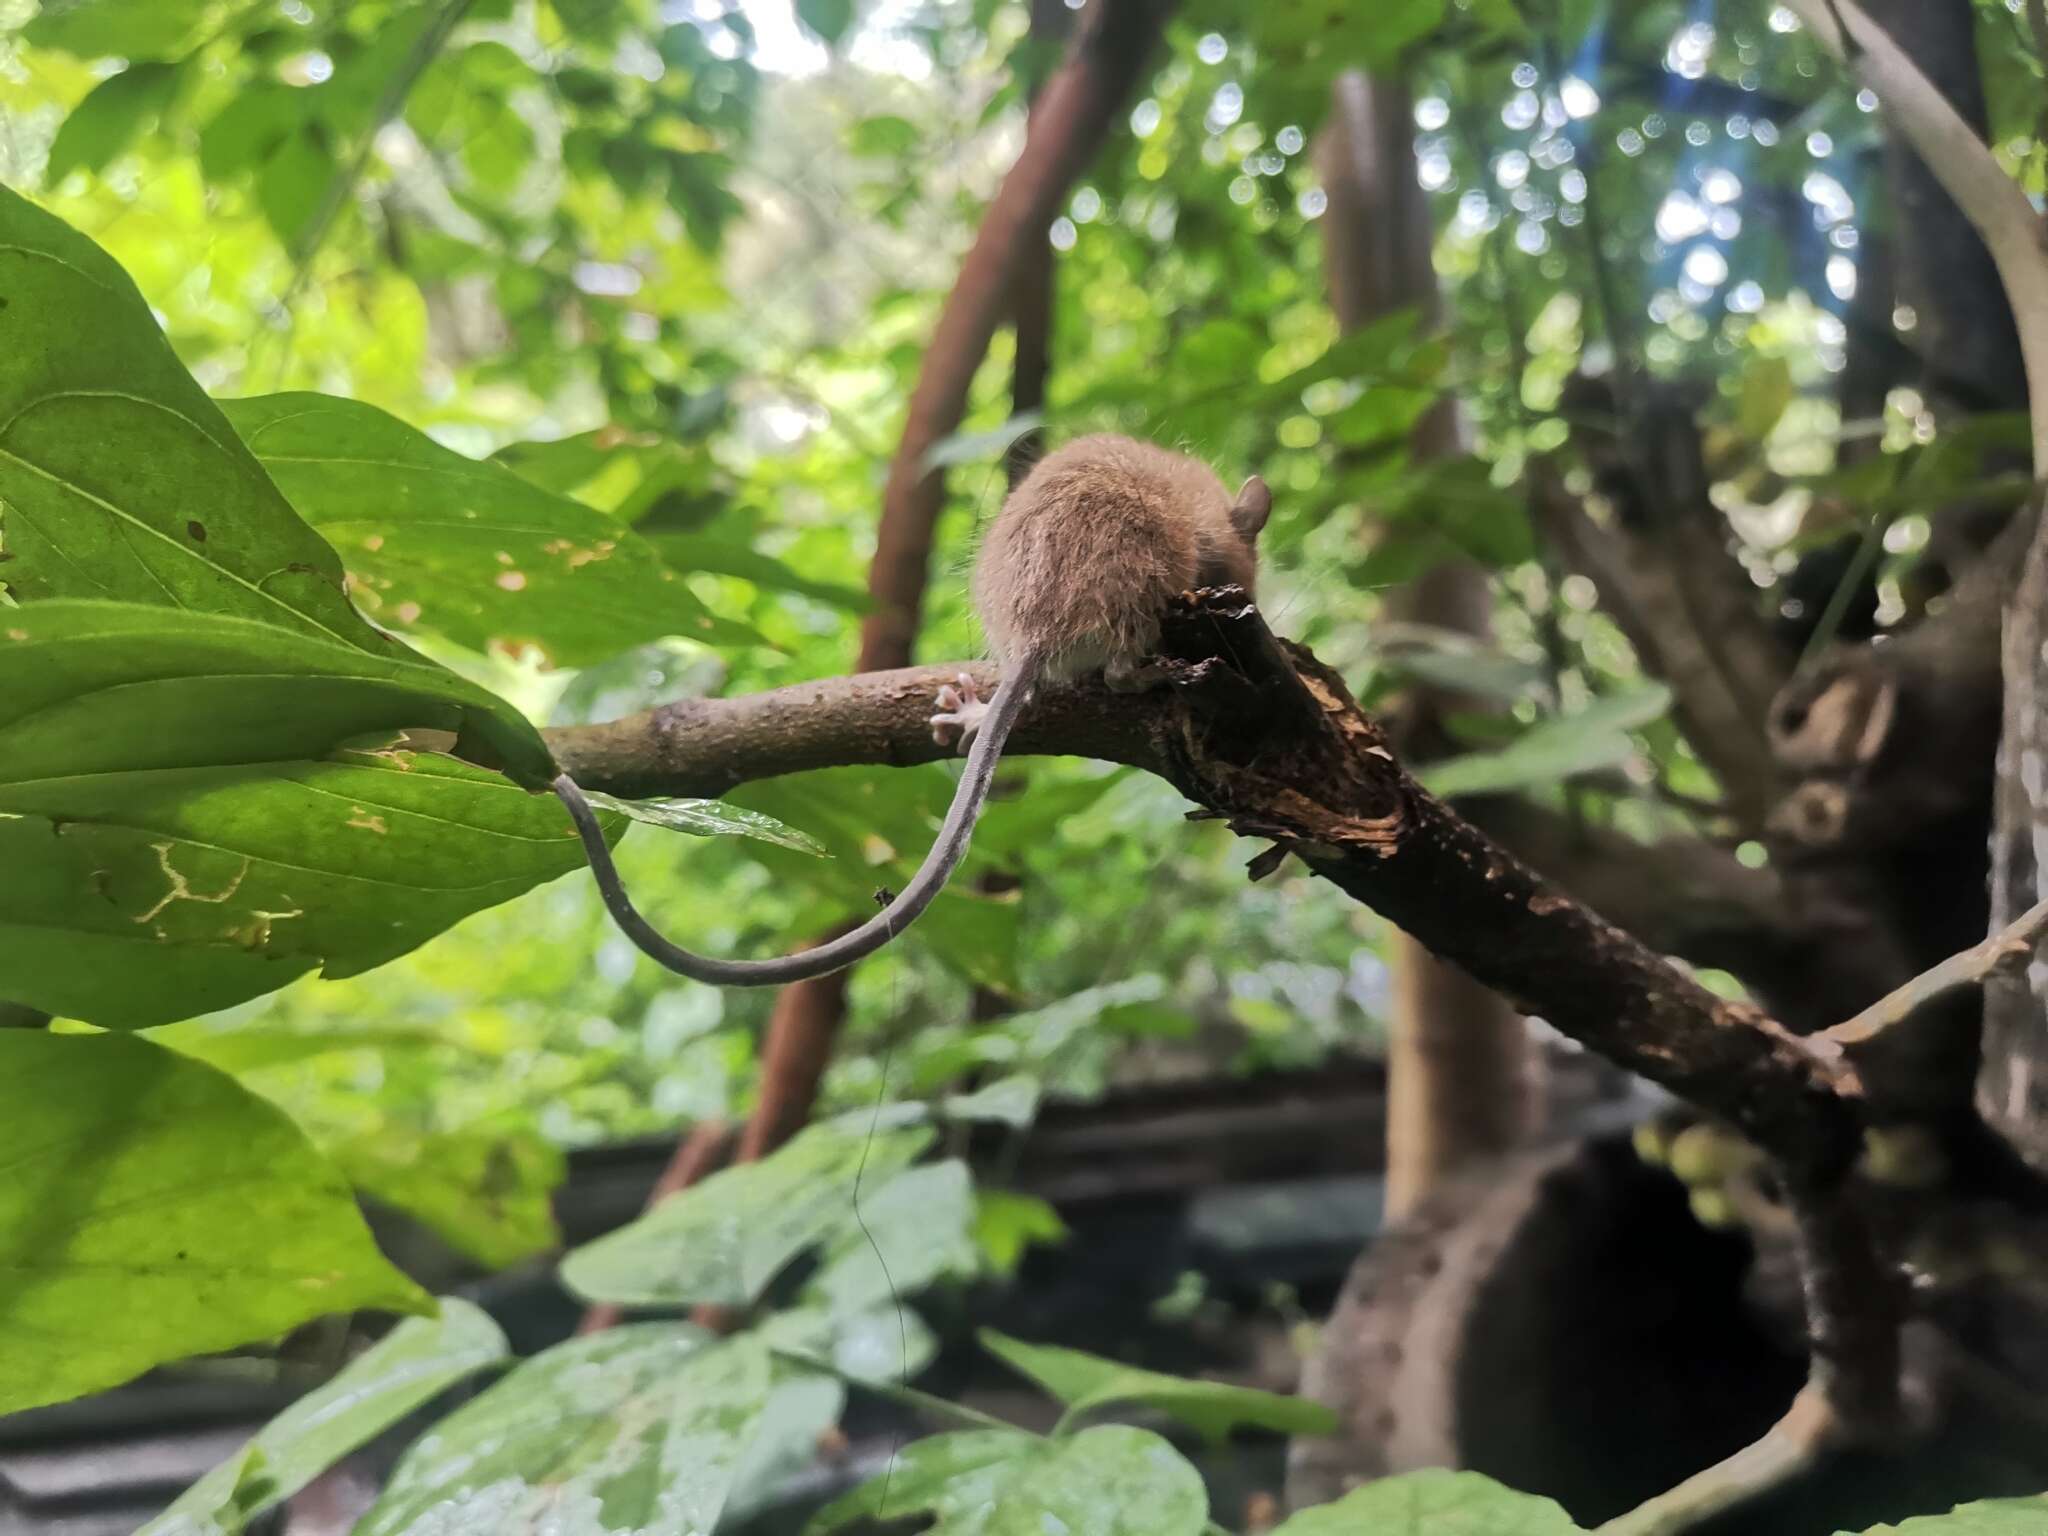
left=1596, top=1386, right=1835, bottom=1536
left=1825, top=894, right=2048, bottom=1049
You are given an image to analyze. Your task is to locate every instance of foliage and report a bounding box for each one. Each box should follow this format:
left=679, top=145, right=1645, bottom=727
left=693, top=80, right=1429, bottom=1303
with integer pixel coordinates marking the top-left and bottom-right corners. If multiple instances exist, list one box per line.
left=1266, top=1469, right=1585, bottom=1534
left=138, top=1298, right=508, bottom=1536
left=4, top=0, right=2048, bottom=1528
left=0, top=1030, right=429, bottom=1415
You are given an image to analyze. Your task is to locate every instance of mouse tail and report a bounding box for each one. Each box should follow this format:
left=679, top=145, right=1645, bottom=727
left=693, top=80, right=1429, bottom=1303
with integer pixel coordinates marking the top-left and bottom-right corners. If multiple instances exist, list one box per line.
left=554, top=653, right=1041, bottom=987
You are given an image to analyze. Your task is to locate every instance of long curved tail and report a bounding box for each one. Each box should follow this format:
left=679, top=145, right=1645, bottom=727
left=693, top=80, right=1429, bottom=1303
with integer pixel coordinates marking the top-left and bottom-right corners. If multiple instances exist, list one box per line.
left=553, top=660, right=1037, bottom=986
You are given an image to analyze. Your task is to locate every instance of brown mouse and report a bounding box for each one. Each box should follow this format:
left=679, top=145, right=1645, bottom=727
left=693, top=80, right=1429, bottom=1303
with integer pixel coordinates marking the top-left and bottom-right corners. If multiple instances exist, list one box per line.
left=553, top=433, right=1271, bottom=986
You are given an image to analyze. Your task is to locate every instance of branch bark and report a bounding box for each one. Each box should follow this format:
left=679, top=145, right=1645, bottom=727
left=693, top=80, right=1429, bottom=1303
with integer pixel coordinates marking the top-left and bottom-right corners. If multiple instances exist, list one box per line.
left=551, top=594, right=1859, bottom=1172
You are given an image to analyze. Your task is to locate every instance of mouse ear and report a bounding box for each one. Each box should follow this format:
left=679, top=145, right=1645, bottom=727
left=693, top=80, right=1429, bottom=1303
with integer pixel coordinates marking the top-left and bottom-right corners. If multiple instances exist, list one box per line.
left=1230, top=475, right=1272, bottom=541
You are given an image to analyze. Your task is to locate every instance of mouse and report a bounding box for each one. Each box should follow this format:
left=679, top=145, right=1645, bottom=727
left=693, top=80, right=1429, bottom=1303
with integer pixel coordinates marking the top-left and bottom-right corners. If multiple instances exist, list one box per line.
left=551, top=433, right=1271, bottom=986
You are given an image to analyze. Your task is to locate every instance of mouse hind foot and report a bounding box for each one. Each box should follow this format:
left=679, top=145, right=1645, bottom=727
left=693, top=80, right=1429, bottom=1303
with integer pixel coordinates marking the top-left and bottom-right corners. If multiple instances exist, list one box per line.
left=931, top=673, right=992, bottom=753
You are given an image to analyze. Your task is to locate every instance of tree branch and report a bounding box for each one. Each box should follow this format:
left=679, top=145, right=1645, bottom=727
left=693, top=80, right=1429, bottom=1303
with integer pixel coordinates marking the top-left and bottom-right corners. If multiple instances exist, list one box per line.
left=1827, top=895, right=2048, bottom=1050
left=1595, top=1385, right=1836, bottom=1536
left=549, top=593, right=1860, bottom=1172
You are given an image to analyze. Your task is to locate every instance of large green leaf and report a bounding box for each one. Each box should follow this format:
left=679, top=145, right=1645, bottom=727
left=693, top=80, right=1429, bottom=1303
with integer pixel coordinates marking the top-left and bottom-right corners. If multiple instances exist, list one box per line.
left=0, top=598, right=544, bottom=781
left=223, top=394, right=747, bottom=666
left=0, top=748, right=588, bottom=1028
left=979, top=1330, right=1336, bottom=1442
left=139, top=1299, right=508, bottom=1536
left=807, top=1426, right=1209, bottom=1536
left=0, top=1031, right=430, bottom=1416
left=1421, top=685, right=1674, bottom=800
left=561, top=1116, right=932, bottom=1308
left=1268, top=1470, right=1584, bottom=1535
left=1844, top=1499, right=2048, bottom=1535
left=802, top=1159, right=980, bottom=1318
left=0, top=601, right=586, bottom=1027
left=337, top=1127, right=564, bottom=1270
left=0, top=189, right=372, bottom=647
left=358, top=1325, right=775, bottom=1536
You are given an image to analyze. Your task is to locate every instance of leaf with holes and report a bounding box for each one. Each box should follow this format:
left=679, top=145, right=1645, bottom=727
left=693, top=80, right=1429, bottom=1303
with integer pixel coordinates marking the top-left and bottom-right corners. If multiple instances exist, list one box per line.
left=562, top=1116, right=932, bottom=1308
left=0, top=1031, right=430, bottom=1416
left=223, top=394, right=752, bottom=666
left=140, top=1299, right=508, bottom=1536
left=808, top=1426, right=1209, bottom=1536
left=979, top=1331, right=1336, bottom=1442
left=0, top=600, right=589, bottom=1027
left=0, top=189, right=545, bottom=780
left=357, top=1326, right=775, bottom=1536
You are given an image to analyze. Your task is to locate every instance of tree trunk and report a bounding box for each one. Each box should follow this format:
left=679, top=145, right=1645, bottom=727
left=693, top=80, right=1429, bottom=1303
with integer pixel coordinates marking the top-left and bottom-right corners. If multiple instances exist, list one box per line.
left=1318, top=71, right=1536, bottom=1219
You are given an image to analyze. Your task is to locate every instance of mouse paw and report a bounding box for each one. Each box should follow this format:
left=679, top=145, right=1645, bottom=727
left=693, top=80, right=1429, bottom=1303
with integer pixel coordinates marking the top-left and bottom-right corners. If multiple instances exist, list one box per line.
left=1104, top=656, right=1177, bottom=694
left=931, top=673, right=990, bottom=753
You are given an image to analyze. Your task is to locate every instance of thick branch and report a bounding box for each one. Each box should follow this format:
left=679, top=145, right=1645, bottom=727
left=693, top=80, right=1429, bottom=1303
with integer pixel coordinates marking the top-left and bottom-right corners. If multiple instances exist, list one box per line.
left=549, top=594, right=1860, bottom=1171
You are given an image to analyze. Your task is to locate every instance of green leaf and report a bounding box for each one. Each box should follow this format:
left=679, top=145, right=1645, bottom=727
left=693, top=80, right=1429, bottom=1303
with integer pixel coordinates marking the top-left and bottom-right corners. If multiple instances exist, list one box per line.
left=760, top=1301, right=939, bottom=1384
left=562, top=1117, right=932, bottom=1308
left=358, top=1326, right=776, bottom=1536
left=1842, top=1498, right=2048, bottom=1535
left=850, top=114, right=920, bottom=157
left=1268, top=1469, right=1585, bottom=1535
left=808, top=1425, right=1209, bottom=1536
left=0, top=598, right=543, bottom=781
left=646, top=533, right=873, bottom=611
left=139, top=1299, right=508, bottom=1536
left=972, top=1190, right=1067, bottom=1275
left=583, top=788, right=827, bottom=856
left=0, top=188, right=381, bottom=646
left=46, top=61, right=185, bottom=183
left=256, top=128, right=335, bottom=252
left=0, top=600, right=582, bottom=1026
left=1420, top=685, right=1674, bottom=800
left=0, top=1031, right=430, bottom=1416
left=942, top=1073, right=1041, bottom=1127
left=978, top=1330, right=1336, bottom=1442
left=796, top=0, right=854, bottom=45
left=802, top=1160, right=980, bottom=1319
left=1736, top=354, right=1796, bottom=443
left=223, top=394, right=749, bottom=665
left=23, top=0, right=212, bottom=58
left=338, top=1128, right=564, bottom=1270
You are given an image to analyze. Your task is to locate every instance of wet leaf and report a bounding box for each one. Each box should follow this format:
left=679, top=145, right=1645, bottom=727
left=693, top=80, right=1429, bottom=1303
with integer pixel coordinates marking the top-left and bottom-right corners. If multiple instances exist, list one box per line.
left=981, top=1330, right=1336, bottom=1442
left=359, top=1326, right=775, bottom=1536
left=562, top=1118, right=932, bottom=1308
left=1268, top=1469, right=1584, bottom=1534
left=0, top=1032, right=430, bottom=1416
left=140, top=1299, right=508, bottom=1536
left=808, top=1426, right=1208, bottom=1536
